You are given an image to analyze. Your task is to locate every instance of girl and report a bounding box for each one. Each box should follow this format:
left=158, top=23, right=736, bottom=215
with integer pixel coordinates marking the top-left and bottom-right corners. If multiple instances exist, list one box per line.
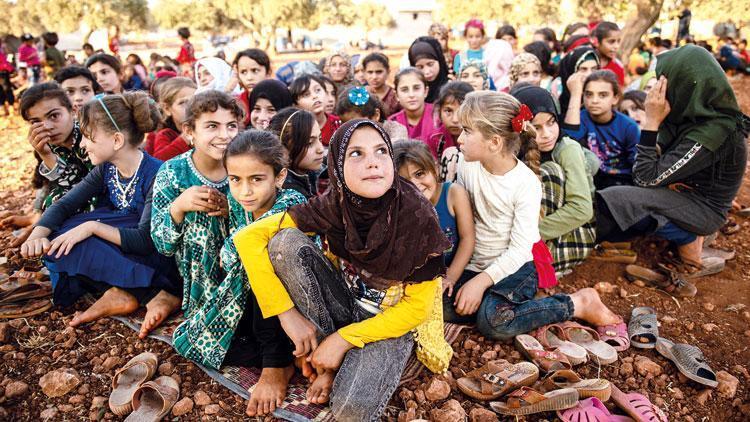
left=508, top=53, right=543, bottom=89
left=150, top=90, right=244, bottom=329
left=53, top=66, right=102, bottom=114
left=126, top=54, right=149, bottom=86
left=564, top=70, right=640, bottom=189
left=233, top=49, right=272, bottom=125
left=483, top=39, right=515, bottom=92
left=496, top=25, right=518, bottom=51
left=289, top=74, right=341, bottom=146
left=388, top=68, right=440, bottom=151
left=619, top=90, right=646, bottom=128
left=323, top=51, right=354, bottom=93
left=430, top=81, right=473, bottom=172
left=0, top=39, right=14, bottom=116
left=458, top=59, right=489, bottom=92
left=320, top=76, right=338, bottom=115
left=512, top=84, right=598, bottom=272
left=152, top=77, right=196, bottom=161
left=557, top=46, right=600, bottom=116
left=394, top=140, right=475, bottom=296
left=444, top=90, right=625, bottom=350
left=172, top=130, right=307, bottom=417
left=86, top=53, right=124, bottom=94
left=335, top=86, right=384, bottom=123
left=408, top=37, right=450, bottom=103
left=453, top=19, right=486, bottom=75
left=234, top=119, right=453, bottom=420
left=268, top=108, right=326, bottom=198
left=248, top=79, right=293, bottom=130
left=363, top=52, right=400, bottom=116
left=20, top=92, right=181, bottom=339
left=428, top=23, right=459, bottom=76
left=195, top=57, right=240, bottom=95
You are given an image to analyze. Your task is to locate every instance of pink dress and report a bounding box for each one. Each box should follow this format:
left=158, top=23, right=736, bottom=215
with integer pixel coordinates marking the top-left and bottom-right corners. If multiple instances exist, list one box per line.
left=388, top=103, right=440, bottom=150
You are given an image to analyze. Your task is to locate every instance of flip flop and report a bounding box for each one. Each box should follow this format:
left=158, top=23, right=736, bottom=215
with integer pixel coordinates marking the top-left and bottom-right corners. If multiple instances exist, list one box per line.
left=596, top=317, right=630, bottom=352
left=532, top=324, right=588, bottom=365
left=125, top=376, right=180, bottom=422
left=109, top=352, right=159, bottom=416
left=456, top=359, right=539, bottom=401
left=558, top=321, right=618, bottom=365
left=514, top=334, right=572, bottom=373
left=558, top=397, right=634, bottom=422
left=542, top=369, right=612, bottom=401
left=702, top=246, right=735, bottom=261
left=610, top=384, right=668, bottom=422
left=628, top=307, right=658, bottom=349
left=489, top=386, right=579, bottom=416
left=0, top=299, right=52, bottom=319
left=0, top=280, right=51, bottom=304
left=658, top=256, right=725, bottom=279
left=624, top=265, right=697, bottom=297
left=655, top=338, right=718, bottom=388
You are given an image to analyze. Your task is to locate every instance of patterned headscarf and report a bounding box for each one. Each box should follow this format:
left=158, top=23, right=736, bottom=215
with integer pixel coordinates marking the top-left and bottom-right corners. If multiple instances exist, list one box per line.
left=509, top=53, right=542, bottom=87
left=458, top=59, right=489, bottom=90
left=324, top=50, right=354, bottom=91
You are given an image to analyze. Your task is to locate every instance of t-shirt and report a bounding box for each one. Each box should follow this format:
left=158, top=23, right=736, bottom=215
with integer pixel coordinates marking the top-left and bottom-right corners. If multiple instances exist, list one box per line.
left=603, top=58, right=625, bottom=86
left=18, top=44, right=40, bottom=66
left=563, top=110, right=640, bottom=176
left=453, top=48, right=485, bottom=75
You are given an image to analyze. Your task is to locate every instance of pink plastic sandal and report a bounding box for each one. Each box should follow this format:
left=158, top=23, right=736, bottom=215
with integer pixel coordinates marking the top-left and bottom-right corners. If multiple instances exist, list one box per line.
left=597, top=318, right=630, bottom=352
left=558, top=397, right=635, bottom=422
left=610, top=385, right=668, bottom=422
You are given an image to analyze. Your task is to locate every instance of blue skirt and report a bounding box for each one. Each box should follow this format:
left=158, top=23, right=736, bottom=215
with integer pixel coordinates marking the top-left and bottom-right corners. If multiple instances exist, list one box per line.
left=43, top=208, right=180, bottom=306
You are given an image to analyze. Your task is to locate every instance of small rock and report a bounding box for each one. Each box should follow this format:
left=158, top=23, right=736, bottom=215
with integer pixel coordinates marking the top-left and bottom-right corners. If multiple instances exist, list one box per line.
left=90, top=396, right=107, bottom=410
left=39, top=368, right=81, bottom=397
left=158, top=362, right=174, bottom=376
left=619, top=287, right=628, bottom=298
left=634, top=356, right=662, bottom=377
left=102, top=356, right=120, bottom=371
left=685, top=321, right=695, bottom=331
left=58, top=404, right=74, bottom=413
left=194, top=390, right=212, bottom=406
left=716, top=371, right=739, bottom=398
left=51, top=350, right=62, bottom=360
left=463, top=339, right=477, bottom=350
left=733, top=364, right=750, bottom=380
left=633, top=280, right=646, bottom=287
left=78, top=384, right=90, bottom=395
left=702, top=323, right=719, bottom=333
left=594, top=281, right=616, bottom=294
left=619, top=362, right=634, bottom=376
left=469, top=407, right=498, bottom=422
left=429, top=399, right=466, bottom=422
left=480, top=350, right=497, bottom=361
left=745, top=330, right=750, bottom=337
left=40, top=407, right=58, bottom=420
left=69, top=394, right=85, bottom=405
left=4, top=380, right=29, bottom=399
left=425, top=378, right=451, bottom=401
left=671, top=387, right=684, bottom=400
left=677, top=372, right=689, bottom=384
left=660, top=316, right=677, bottom=324
left=733, top=398, right=742, bottom=407
left=696, top=389, right=713, bottom=405
left=703, top=302, right=715, bottom=311
left=204, top=404, right=220, bottom=415
left=8, top=319, right=23, bottom=329
left=172, top=397, right=194, bottom=416
left=414, top=388, right=426, bottom=404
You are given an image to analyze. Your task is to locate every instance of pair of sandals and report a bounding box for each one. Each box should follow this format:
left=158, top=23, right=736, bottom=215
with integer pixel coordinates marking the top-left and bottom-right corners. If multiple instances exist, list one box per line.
left=559, top=385, right=667, bottom=421
left=526, top=320, right=628, bottom=366
left=0, top=268, right=52, bottom=319
left=109, top=352, right=180, bottom=421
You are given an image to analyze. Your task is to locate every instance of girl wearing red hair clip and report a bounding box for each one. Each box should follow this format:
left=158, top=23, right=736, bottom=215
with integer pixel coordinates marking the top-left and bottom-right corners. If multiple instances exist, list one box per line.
left=453, top=18, right=486, bottom=75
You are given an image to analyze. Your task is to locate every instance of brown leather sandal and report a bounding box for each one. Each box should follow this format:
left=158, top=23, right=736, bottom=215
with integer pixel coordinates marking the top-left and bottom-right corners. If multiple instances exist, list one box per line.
left=456, top=359, right=539, bottom=401
left=489, top=386, right=579, bottom=416
left=514, top=334, right=572, bottom=373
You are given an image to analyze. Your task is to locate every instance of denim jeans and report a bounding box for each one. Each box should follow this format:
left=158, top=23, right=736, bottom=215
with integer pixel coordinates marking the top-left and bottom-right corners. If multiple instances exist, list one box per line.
left=268, top=229, right=413, bottom=421
left=443, top=261, right=574, bottom=341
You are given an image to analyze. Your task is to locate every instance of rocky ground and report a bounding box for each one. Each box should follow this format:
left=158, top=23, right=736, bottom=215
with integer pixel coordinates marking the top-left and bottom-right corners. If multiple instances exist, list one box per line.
left=0, top=77, right=748, bottom=421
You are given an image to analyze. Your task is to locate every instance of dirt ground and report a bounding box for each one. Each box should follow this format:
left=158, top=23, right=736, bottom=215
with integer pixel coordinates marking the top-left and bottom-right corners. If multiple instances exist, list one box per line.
left=0, top=77, right=749, bottom=421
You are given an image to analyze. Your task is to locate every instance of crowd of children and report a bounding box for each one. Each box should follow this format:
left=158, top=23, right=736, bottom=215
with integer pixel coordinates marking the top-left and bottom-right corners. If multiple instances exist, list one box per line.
left=2, top=17, right=748, bottom=420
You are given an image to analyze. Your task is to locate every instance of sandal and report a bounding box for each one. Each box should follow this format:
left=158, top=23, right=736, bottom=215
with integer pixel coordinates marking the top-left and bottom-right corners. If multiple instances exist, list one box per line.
left=599, top=241, right=633, bottom=250
left=721, top=218, right=740, bottom=235
left=610, top=384, right=668, bottom=422
left=0, top=280, right=51, bottom=304
left=0, top=299, right=52, bottom=319
left=702, top=246, right=735, bottom=261
left=590, top=244, right=637, bottom=264
left=624, top=264, right=697, bottom=297
left=628, top=307, right=658, bottom=349
left=558, top=321, right=618, bottom=365
left=558, top=397, right=634, bottom=422
left=596, top=317, right=630, bottom=352
left=456, top=359, right=539, bottom=401
left=655, top=338, right=718, bottom=388
left=489, top=386, right=579, bottom=416
left=109, top=352, right=159, bottom=416
left=124, top=376, right=180, bottom=422
left=542, top=370, right=611, bottom=401
left=514, top=334, right=571, bottom=373
left=532, top=324, right=588, bottom=365
left=658, top=255, right=725, bottom=279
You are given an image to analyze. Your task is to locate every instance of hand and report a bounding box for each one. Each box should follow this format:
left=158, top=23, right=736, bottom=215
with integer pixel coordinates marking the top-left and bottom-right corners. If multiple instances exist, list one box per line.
left=47, top=221, right=95, bottom=258
left=206, top=189, right=229, bottom=217
left=643, top=76, right=671, bottom=131
left=442, top=274, right=457, bottom=297
left=176, top=186, right=223, bottom=214
left=454, top=272, right=493, bottom=315
left=309, top=332, right=353, bottom=372
left=28, top=122, right=54, bottom=156
left=566, top=71, right=587, bottom=95
left=20, top=232, right=51, bottom=258
left=278, top=307, right=319, bottom=357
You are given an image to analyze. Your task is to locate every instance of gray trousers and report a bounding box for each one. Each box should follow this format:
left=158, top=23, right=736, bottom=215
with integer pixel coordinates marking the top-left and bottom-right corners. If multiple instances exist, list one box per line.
left=269, top=228, right=413, bottom=421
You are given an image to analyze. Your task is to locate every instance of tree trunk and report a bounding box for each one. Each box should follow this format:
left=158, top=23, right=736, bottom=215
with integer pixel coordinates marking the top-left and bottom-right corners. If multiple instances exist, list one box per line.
left=619, top=0, right=665, bottom=66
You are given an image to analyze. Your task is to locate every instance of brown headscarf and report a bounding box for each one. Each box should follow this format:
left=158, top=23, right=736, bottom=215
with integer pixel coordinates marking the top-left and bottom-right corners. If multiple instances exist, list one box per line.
left=288, top=119, right=450, bottom=290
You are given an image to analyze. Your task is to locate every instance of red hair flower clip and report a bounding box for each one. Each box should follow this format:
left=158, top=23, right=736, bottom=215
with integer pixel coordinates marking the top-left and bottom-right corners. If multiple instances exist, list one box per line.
left=511, top=104, right=533, bottom=133
left=465, top=18, right=485, bottom=31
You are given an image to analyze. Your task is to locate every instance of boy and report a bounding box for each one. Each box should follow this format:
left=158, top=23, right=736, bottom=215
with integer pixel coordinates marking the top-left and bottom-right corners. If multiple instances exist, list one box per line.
left=592, top=22, right=625, bottom=86
left=42, top=32, right=66, bottom=77
left=18, top=34, right=41, bottom=84
left=176, top=27, right=196, bottom=77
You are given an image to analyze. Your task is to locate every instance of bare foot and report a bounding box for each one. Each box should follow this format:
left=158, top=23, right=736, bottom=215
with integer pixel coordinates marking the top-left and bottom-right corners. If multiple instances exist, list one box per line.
left=1, top=213, right=38, bottom=229
left=570, top=288, right=621, bottom=326
left=69, top=287, right=139, bottom=327
left=307, top=370, right=334, bottom=404
left=10, top=225, right=34, bottom=248
left=139, top=290, right=181, bottom=338
left=295, top=355, right=315, bottom=381
left=677, top=236, right=704, bottom=266
left=245, top=365, right=294, bottom=417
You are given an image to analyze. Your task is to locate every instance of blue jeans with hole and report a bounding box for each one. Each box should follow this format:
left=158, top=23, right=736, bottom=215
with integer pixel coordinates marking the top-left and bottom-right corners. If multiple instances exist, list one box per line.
left=443, top=261, right=574, bottom=342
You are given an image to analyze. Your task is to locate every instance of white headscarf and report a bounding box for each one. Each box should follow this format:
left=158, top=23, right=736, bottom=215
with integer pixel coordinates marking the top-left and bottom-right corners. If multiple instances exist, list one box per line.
left=195, top=57, right=240, bottom=95
left=483, top=39, right=515, bottom=92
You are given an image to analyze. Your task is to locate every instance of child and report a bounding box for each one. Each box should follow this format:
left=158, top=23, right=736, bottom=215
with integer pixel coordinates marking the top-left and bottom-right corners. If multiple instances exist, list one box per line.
left=171, top=130, right=306, bottom=417
left=618, top=90, right=646, bottom=128
left=564, top=70, right=640, bottom=189
left=512, top=84, right=598, bottom=272
left=82, top=43, right=95, bottom=58
left=289, top=74, right=341, bottom=146
left=195, top=57, right=240, bottom=94
left=431, top=81, right=473, bottom=170
left=508, top=53, right=543, bottom=89
left=394, top=140, right=475, bottom=296
left=86, top=53, right=124, bottom=94
left=428, top=23, right=459, bottom=75
left=176, top=27, right=196, bottom=76
left=53, top=66, right=102, bottom=114
left=320, top=75, right=337, bottom=115
left=363, top=52, right=400, bottom=116
left=388, top=68, right=440, bottom=150
left=453, top=19, right=486, bottom=75
left=42, top=32, right=66, bottom=78
left=408, top=37, right=450, bottom=103
left=233, top=48, right=272, bottom=125
left=458, top=59, right=489, bottom=91
left=153, top=77, right=196, bottom=161
left=495, top=25, right=518, bottom=51
left=483, top=39, right=515, bottom=92
left=20, top=91, right=181, bottom=338
left=0, top=41, right=13, bottom=116
left=335, top=86, right=384, bottom=123
left=443, top=90, right=625, bottom=349
left=234, top=119, right=453, bottom=419
left=18, top=34, right=41, bottom=84
left=557, top=46, right=600, bottom=116
left=592, top=22, right=625, bottom=86
left=323, top=51, right=354, bottom=93
left=150, top=90, right=245, bottom=328
left=126, top=54, right=149, bottom=86
left=248, top=79, right=293, bottom=130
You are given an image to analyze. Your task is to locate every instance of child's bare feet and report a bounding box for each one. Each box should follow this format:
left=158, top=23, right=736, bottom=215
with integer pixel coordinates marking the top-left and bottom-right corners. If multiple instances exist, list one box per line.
left=245, top=365, right=294, bottom=417
left=570, top=288, right=622, bottom=326
left=69, top=287, right=139, bottom=327
left=139, top=290, right=181, bottom=338
left=307, top=370, right=334, bottom=404
left=677, top=236, right=704, bottom=266
left=295, top=355, right=315, bottom=380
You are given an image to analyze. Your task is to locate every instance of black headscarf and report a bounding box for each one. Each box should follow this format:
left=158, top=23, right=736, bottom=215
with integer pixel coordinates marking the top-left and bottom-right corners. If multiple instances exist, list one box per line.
left=248, top=79, right=294, bottom=118
left=409, top=37, right=450, bottom=104
left=558, top=46, right=600, bottom=117
left=511, top=84, right=561, bottom=162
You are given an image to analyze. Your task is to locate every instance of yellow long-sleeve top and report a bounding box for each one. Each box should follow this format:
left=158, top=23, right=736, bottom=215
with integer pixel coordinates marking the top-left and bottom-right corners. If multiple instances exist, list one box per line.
left=233, top=212, right=452, bottom=373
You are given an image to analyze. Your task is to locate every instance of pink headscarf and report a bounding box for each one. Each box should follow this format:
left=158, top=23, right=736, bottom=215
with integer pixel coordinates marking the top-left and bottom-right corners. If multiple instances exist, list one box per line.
left=483, top=39, right=515, bottom=92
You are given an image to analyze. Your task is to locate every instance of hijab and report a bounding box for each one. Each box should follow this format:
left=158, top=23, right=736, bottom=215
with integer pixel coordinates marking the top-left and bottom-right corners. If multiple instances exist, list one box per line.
left=288, top=119, right=450, bottom=290
left=324, top=50, right=354, bottom=92
left=483, top=39, right=515, bottom=91
left=638, top=70, right=657, bottom=91
left=195, top=57, right=240, bottom=95
left=558, top=46, right=599, bottom=116
left=511, top=84, right=558, bottom=118
left=409, top=37, right=450, bottom=104
left=655, top=44, right=744, bottom=152
left=509, top=53, right=542, bottom=88
left=248, top=79, right=294, bottom=115
left=458, top=59, right=489, bottom=90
